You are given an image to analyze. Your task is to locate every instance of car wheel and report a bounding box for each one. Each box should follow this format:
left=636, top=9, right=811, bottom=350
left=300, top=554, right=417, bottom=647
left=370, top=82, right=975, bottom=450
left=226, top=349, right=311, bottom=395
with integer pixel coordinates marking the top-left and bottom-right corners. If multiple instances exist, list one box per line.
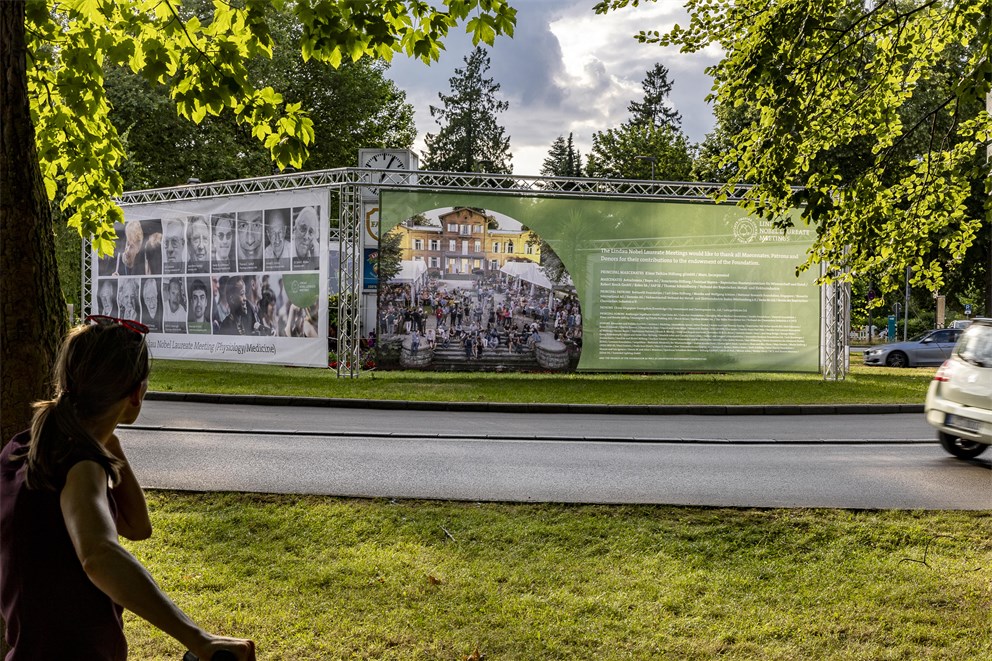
left=885, top=351, right=908, bottom=368
left=938, top=432, right=989, bottom=459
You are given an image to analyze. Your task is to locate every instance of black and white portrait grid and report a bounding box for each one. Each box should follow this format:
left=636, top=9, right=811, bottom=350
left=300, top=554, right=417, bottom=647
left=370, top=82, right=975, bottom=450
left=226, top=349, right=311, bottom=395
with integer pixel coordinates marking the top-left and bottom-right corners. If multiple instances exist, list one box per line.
left=91, top=191, right=328, bottom=367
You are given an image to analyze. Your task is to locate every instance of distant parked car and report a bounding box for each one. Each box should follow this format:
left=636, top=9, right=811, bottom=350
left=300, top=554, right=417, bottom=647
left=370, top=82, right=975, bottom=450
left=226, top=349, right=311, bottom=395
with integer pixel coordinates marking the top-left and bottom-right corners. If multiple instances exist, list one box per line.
left=949, top=319, right=973, bottom=330
left=862, top=328, right=963, bottom=367
left=924, top=319, right=992, bottom=458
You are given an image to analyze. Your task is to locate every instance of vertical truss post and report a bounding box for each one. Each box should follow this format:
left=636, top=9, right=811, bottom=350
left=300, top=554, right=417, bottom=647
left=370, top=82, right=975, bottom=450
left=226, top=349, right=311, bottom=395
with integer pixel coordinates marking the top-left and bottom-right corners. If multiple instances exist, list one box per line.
left=821, top=275, right=850, bottom=380
left=80, top=236, right=93, bottom=320
left=336, top=177, right=363, bottom=377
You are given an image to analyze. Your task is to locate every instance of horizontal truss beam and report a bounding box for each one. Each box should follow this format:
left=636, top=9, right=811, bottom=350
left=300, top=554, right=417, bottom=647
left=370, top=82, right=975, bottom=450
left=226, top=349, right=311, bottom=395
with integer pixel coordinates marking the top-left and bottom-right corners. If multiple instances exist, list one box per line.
left=117, top=168, right=755, bottom=205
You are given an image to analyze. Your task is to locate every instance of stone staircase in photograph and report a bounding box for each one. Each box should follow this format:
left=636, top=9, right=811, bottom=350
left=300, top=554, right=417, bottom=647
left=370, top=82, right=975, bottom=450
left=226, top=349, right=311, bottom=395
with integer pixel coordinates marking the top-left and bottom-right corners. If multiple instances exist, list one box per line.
left=429, top=341, right=541, bottom=372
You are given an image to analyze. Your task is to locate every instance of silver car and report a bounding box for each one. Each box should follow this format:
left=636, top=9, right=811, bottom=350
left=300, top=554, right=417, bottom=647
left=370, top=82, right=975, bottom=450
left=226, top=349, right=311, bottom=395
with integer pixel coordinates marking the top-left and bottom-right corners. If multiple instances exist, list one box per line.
left=863, top=328, right=963, bottom=367
left=924, top=319, right=992, bottom=459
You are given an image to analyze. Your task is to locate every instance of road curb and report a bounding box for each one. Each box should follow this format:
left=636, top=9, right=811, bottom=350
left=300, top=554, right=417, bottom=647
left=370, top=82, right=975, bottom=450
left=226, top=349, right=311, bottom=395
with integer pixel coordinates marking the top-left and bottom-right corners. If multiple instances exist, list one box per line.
left=146, top=391, right=925, bottom=415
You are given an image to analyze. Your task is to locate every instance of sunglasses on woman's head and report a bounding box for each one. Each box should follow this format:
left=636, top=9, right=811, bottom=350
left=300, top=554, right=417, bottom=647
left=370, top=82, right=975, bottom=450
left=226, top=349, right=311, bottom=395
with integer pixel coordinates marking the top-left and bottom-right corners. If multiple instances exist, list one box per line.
left=85, top=314, right=149, bottom=335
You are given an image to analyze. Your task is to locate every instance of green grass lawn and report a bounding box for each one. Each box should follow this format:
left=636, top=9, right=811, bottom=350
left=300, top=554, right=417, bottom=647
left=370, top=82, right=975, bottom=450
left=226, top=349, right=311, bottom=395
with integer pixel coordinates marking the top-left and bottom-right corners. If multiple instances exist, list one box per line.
left=149, top=360, right=934, bottom=405
left=130, top=361, right=977, bottom=659
left=124, top=494, right=991, bottom=660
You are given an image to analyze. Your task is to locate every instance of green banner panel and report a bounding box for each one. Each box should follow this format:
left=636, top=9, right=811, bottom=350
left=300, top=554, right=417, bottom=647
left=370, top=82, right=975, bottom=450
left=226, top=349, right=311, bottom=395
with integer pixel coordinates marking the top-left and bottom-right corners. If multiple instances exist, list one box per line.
left=283, top=273, right=320, bottom=308
left=381, top=190, right=820, bottom=372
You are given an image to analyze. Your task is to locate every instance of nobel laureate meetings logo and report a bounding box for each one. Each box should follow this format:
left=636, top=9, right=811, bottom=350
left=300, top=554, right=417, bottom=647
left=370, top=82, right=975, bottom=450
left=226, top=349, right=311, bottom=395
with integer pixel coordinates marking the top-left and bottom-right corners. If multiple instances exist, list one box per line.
left=733, top=218, right=758, bottom=244
left=283, top=274, right=319, bottom=308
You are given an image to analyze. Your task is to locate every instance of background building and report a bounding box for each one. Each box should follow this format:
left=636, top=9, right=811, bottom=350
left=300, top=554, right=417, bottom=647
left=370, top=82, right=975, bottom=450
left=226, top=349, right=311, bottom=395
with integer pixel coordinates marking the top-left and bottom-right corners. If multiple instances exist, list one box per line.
left=395, top=207, right=539, bottom=277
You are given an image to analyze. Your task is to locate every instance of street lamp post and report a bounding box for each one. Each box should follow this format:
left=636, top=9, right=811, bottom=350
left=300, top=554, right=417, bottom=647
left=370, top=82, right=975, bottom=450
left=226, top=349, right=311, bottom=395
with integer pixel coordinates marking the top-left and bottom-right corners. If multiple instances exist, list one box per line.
left=635, top=155, right=656, bottom=180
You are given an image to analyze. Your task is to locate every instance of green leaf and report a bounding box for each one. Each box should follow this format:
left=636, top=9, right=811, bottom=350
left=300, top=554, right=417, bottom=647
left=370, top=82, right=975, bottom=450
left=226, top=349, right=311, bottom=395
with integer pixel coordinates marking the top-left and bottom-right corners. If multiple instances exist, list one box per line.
left=191, top=101, right=207, bottom=124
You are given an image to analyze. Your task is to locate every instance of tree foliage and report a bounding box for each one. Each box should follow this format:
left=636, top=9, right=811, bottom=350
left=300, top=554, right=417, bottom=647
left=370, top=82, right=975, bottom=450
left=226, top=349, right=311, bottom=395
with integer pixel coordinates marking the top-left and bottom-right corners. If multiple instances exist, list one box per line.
left=423, top=46, right=513, bottom=173
left=42, top=3, right=420, bottom=311
left=597, top=0, right=991, bottom=303
left=104, top=3, right=417, bottom=189
left=585, top=62, right=693, bottom=180
left=25, top=0, right=516, bottom=254
left=537, top=133, right=584, bottom=282
left=627, top=62, right=681, bottom=130
left=541, top=133, right=583, bottom=177
left=691, top=101, right=756, bottom=183
left=586, top=123, right=693, bottom=180
left=377, top=227, right=404, bottom=285
left=0, top=0, right=516, bottom=443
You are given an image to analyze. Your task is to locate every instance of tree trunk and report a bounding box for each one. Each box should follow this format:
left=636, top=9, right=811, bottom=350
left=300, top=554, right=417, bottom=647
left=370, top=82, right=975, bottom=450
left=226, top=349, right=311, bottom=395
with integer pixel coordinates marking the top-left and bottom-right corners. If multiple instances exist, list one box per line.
left=1, top=0, right=67, bottom=447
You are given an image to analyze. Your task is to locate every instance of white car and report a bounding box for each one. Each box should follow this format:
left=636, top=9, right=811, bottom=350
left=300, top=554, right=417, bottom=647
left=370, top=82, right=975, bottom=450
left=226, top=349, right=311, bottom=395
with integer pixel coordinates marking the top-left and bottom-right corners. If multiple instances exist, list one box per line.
left=924, top=319, right=992, bottom=459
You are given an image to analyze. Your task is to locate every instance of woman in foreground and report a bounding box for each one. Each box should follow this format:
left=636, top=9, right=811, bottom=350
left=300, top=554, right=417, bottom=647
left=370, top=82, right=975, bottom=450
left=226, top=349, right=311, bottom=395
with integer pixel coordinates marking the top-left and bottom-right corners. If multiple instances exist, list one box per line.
left=0, top=315, right=255, bottom=660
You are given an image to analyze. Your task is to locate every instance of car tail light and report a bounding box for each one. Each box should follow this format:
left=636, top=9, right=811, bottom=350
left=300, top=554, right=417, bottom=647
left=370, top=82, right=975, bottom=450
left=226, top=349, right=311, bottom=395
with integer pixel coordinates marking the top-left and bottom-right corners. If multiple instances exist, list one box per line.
left=933, top=360, right=954, bottom=382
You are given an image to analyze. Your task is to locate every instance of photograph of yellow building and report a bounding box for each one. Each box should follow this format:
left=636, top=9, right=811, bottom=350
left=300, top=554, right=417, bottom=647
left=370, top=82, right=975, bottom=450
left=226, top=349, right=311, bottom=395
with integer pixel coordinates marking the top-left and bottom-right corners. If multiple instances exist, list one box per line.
left=375, top=206, right=582, bottom=373
left=393, top=207, right=539, bottom=277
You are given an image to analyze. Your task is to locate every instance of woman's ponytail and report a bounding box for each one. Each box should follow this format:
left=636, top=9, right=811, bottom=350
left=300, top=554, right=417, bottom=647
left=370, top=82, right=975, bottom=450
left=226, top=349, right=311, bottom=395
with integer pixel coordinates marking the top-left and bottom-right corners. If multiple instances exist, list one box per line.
left=24, top=391, right=122, bottom=491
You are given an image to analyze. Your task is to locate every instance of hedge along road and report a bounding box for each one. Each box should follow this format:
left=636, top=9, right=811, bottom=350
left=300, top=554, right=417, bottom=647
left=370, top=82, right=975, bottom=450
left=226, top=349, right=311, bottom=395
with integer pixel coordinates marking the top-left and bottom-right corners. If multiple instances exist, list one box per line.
left=121, top=399, right=991, bottom=510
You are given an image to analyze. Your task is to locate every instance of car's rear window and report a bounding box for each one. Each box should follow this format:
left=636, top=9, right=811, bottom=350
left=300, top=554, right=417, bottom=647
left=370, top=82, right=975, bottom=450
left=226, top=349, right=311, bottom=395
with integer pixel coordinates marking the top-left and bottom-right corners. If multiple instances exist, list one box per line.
left=955, top=325, right=992, bottom=367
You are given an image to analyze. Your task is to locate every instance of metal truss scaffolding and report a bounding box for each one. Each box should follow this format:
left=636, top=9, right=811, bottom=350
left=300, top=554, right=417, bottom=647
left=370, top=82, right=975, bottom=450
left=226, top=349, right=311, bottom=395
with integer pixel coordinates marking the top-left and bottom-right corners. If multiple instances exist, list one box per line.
left=821, top=278, right=851, bottom=380
left=337, top=180, right=362, bottom=377
left=105, top=168, right=847, bottom=379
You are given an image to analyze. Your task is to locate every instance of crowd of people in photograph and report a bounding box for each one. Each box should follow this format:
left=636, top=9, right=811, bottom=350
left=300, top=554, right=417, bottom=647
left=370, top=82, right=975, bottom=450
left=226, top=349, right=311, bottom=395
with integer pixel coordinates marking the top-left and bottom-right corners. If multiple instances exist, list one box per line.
left=209, top=274, right=319, bottom=338
left=377, top=274, right=583, bottom=361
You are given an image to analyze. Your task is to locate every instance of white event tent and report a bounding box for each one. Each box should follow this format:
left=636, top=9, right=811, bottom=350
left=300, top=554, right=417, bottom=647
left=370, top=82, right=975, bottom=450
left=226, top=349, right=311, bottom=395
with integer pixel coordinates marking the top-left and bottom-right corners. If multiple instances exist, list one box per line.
left=499, top=261, right=552, bottom=290
left=394, top=260, right=429, bottom=299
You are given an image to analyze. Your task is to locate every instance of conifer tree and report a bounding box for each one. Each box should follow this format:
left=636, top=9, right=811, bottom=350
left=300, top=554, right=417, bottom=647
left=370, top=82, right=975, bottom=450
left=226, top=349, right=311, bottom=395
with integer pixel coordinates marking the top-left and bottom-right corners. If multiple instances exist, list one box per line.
left=423, top=47, right=513, bottom=173
left=627, top=63, right=681, bottom=130
left=541, top=133, right=583, bottom=177
left=586, top=64, right=691, bottom=180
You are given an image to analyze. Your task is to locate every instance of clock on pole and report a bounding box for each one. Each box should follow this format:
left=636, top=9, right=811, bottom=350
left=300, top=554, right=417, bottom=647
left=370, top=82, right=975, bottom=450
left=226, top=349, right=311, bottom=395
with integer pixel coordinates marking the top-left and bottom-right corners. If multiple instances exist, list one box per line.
left=358, top=149, right=418, bottom=201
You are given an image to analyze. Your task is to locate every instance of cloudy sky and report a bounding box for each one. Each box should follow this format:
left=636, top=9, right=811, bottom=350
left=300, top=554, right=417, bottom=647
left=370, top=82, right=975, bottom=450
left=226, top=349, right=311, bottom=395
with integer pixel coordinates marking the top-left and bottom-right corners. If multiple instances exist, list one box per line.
left=384, top=0, right=723, bottom=175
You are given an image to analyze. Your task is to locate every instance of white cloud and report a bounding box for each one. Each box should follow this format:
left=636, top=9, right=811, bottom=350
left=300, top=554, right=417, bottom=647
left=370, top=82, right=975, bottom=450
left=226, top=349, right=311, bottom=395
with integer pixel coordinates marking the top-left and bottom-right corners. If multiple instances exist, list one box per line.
left=384, top=0, right=720, bottom=175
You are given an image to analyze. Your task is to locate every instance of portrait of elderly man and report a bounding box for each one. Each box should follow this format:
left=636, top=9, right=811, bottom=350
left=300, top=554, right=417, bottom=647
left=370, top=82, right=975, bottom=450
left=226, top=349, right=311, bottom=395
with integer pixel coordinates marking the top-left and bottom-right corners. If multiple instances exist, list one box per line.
left=264, top=207, right=291, bottom=271
left=292, top=206, right=320, bottom=271
left=140, top=277, right=163, bottom=332
left=97, top=280, right=118, bottom=317
left=114, top=219, right=164, bottom=275
left=162, top=216, right=186, bottom=274
left=237, top=209, right=264, bottom=271
left=186, top=214, right=210, bottom=273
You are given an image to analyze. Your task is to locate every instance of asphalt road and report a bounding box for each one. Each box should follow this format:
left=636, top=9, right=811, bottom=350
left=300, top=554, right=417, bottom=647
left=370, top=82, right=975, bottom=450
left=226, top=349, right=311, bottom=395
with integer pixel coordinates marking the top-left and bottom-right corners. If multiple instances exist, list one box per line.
left=134, top=400, right=933, bottom=442
left=122, top=401, right=992, bottom=510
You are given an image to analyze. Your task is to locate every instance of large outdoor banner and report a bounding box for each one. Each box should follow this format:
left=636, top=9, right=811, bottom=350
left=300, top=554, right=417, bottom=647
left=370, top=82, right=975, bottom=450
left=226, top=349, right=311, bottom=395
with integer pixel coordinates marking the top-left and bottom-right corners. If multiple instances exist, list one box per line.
left=380, top=190, right=820, bottom=372
left=91, top=190, right=328, bottom=367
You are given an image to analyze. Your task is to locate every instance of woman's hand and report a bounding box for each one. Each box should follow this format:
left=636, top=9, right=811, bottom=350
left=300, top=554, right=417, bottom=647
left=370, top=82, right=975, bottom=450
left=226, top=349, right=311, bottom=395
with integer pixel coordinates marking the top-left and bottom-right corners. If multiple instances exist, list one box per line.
left=103, top=433, right=153, bottom=540
left=190, top=635, right=256, bottom=661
